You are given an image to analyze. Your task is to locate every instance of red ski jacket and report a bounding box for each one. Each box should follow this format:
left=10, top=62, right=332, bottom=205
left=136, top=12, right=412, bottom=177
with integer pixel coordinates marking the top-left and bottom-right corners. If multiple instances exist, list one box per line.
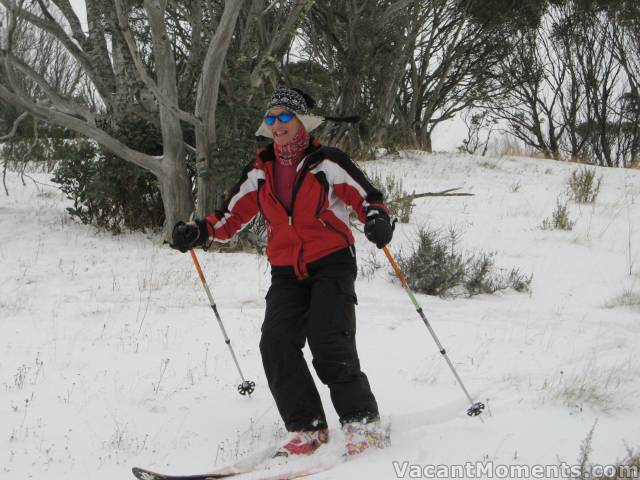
left=205, top=138, right=387, bottom=279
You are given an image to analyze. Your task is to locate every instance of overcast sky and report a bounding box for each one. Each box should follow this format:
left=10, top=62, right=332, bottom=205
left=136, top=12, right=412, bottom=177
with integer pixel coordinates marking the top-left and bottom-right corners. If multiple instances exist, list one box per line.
left=69, top=0, right=87, bottom=28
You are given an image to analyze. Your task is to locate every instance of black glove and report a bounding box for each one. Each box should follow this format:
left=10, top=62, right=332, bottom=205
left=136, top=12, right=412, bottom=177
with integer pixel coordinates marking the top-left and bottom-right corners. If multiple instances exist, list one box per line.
left=364, top=210, right=394, bottom=249
left=170, top=219, right=209, bottom=253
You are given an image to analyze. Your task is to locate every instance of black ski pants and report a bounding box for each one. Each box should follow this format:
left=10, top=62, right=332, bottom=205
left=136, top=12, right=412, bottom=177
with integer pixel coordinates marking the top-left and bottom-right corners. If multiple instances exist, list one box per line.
left=259, top=247, right=379, bottom=432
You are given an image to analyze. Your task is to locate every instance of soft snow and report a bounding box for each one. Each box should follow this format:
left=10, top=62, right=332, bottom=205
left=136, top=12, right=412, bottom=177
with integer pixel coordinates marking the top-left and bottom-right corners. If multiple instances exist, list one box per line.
left=1, top=152, right=639, bottom=480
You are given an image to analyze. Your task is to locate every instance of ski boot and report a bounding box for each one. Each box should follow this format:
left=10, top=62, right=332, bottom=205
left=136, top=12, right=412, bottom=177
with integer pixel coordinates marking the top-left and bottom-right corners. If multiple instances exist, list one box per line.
left=343, top=419, right=389, bottom=456
left=274, top=429, right=329, bottom=457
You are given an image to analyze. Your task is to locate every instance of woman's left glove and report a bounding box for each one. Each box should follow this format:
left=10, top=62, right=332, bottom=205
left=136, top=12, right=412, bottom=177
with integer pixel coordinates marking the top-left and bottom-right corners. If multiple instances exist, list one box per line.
left=364, top=210, right=394, bottom=249
left=170, top=219, right=210, bottom=253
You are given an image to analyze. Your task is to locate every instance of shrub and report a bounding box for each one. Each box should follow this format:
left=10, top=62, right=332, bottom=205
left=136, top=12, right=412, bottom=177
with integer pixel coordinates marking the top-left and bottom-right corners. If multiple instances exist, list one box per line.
left=566, top=424, right=640, bottom=480
left=395, top=227, right=532, bottom=297
left=396, top=228, right=466, bottom=296
left=567, top=167, right=602, bottom=203
left=52, top=144, right=165, bottom=233
left=1, top=123, right=85, bottom=174
left=464, top=253, right=532, bottom=295
left=367, top=169, right=414, bottom=223
left=359, top=248, right=384, bottom=280
left=52, top=119, right=167, bottom=233
left=212, top=215, right=267, bottom=255
left=541, top=198, right=575, bottom=230
left=604, top=289, right=640, bottom=310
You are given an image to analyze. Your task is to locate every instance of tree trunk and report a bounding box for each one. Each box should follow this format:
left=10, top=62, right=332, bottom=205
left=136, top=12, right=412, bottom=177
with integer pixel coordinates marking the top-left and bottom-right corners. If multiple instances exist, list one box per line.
left=158, top=157, right=195, bottom=241
left=195, top=0, right=245, bottom=217
left=144, top=0, right=192, bottom=237
left=324, top=71, right=363, bottom=153
left=422, top=131, right=433, bottom=153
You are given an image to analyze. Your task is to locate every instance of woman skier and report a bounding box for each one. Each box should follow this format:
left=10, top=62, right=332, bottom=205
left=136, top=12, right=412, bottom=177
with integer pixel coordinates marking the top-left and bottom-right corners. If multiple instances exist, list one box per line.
left=171, top=86, right=394, bottom=456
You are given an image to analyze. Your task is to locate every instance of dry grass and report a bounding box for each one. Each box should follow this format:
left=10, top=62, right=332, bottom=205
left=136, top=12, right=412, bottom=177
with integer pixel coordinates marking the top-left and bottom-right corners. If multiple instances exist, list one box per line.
left=542, top=358, right=636, bottom=413
left=604, top=289, right=640, bottom=311
left=567, top=424, right=640, bottom=480
left=485, top=135, right=538, bottom=158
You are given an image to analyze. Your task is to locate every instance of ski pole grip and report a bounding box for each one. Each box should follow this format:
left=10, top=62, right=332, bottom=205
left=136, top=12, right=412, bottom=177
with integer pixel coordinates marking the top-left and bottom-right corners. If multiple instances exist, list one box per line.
left=190, top=249, right=207, bottom=286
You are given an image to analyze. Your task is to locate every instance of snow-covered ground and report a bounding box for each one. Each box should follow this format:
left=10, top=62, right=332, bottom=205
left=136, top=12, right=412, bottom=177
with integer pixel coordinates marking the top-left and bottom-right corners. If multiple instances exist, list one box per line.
left=1, top=152, right=639, bottom=480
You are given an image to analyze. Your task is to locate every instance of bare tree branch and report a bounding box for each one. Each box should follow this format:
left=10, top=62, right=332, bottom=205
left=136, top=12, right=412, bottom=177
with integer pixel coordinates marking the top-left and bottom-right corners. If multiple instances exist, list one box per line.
left=0, top=82, right=161, bottom=174
left=195, top=0, right=245, bottom=215
left=249, top=0, right=315, bottom=88
left=114, top=0, right=203, bottom=128
left=0, top=110, right=28, bottom=141
left=50, top=0, right=86, bottom=42
left=0, top=0, right=115, bottom=101
left=7, top=52, right=95, bottom=122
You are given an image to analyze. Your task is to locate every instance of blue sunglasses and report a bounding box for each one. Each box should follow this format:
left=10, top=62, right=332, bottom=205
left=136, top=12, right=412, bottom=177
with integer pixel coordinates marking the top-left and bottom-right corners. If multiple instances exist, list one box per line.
left=264, top=112, right=295, bottom=126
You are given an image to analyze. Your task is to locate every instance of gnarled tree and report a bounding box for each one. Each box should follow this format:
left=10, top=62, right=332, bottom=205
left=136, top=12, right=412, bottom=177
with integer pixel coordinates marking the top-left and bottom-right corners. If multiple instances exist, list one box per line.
left=1, top=0, right=318, bottom=233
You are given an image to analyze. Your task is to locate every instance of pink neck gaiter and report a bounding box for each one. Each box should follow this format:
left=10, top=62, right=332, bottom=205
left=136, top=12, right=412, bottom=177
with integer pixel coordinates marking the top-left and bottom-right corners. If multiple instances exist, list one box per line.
left=273, top=125, right=310, bottom=212
left=274, top=124, right=310, bottom=166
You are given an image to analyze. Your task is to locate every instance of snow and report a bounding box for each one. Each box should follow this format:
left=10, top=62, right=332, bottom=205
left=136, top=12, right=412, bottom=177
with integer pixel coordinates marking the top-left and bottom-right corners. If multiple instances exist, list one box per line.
left=1, top=152, right=639, bottom=480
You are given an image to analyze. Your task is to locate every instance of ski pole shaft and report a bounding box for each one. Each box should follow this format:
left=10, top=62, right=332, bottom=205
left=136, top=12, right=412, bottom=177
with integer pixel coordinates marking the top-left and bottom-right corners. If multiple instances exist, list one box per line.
left=189, top=250, right=254, bottom=395
left=383, top=246, right=484, bottom=417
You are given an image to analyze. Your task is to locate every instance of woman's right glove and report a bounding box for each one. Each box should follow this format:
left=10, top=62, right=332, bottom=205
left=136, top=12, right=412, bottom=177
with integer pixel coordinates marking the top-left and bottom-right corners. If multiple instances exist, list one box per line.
left=171, top=219, right=210, bottom=252
left=364, top=209, right=394, bottom=249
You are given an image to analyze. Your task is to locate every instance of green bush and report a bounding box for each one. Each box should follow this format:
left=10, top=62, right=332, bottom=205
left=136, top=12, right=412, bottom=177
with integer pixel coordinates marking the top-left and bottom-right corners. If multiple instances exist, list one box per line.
left=541, top=198, right=575, bottom=230
left=52, top=118, right=167, bottom=234
left=396, top=228, right=466, bottom=296
left=367, top=169, right=414, bottom=223
left=1, top=123, right=82, bottom=173
left=212, top=215, right=267, bottom=255
left=567, top=167, right=602, bottom=203
left=396, top=227, right=532, bottom=297
left=52, top=143, right=165, bottom=233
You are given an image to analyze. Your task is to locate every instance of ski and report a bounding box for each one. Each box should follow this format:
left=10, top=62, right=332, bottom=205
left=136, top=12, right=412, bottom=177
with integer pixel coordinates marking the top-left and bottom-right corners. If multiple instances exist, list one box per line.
left=233, top=464, right=331, bottom=480
left=132, top=455, right=332, bottom=480
left=132, top=466, right=234, bottom=480
left=132, top=399, right=471, bottom=480
left=132, top=443, right=279, bottom=480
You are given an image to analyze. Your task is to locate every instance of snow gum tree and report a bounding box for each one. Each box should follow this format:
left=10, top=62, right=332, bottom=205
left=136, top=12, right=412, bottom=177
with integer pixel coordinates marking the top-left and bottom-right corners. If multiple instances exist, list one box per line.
left=0, top=0, right=311, bottom=238
left=298, top=0, right=540, bottom=155
left=483, top=0, right=640, bottom=165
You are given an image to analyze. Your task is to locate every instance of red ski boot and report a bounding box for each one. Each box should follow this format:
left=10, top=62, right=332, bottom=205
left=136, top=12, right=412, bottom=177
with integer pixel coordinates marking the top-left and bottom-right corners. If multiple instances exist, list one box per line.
left=274, top=429, right=329, bottom=457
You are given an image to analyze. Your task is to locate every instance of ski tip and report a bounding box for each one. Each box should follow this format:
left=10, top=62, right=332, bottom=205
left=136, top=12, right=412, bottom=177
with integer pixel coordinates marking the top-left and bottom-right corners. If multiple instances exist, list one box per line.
left=132, top=467, right=145, bottom=479
left=132, top=466, right=162, bottom=480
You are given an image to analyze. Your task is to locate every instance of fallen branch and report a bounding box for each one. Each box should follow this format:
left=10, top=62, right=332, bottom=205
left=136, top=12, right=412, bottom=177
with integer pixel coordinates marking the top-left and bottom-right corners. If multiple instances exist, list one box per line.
left=398, top=187, right=474, bottom=203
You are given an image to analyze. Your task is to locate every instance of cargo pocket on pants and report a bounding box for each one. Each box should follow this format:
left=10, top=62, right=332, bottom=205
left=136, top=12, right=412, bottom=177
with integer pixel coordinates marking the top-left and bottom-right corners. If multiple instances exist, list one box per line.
left=335, top=278, right=357, bottom=337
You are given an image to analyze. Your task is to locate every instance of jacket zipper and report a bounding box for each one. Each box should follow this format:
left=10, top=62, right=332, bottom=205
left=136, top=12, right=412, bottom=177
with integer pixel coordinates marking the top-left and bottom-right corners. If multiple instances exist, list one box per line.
left=290, top=154, right=311, bottom=218
left=290, top=155, right=311, bottom=276
left=267, top=150, right=319, bottom=278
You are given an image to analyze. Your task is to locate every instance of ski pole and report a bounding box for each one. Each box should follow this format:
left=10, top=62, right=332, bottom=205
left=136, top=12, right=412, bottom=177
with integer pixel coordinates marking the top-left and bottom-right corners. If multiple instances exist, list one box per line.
left=189, top=249, right=255, bottom=396
left=382, top=246, right=484, bottom=417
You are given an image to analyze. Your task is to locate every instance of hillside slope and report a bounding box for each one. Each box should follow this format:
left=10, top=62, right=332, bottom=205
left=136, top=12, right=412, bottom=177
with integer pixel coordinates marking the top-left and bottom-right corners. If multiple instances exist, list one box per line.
left=1, top=152, right=639, bottom=479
